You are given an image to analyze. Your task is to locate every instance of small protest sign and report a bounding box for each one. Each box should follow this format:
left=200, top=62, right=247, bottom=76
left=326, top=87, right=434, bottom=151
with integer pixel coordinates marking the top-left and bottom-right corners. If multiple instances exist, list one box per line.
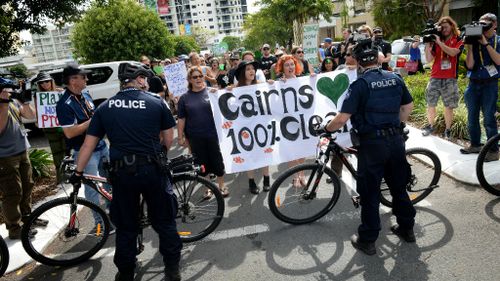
left=164, top=61, right=188, bottom=97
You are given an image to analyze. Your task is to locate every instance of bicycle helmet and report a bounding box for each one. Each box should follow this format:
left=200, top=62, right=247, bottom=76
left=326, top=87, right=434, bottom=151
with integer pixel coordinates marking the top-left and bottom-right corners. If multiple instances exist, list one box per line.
left=118, top=62, right=154, bottom=82
left=352, top=38, right=379, bottom=65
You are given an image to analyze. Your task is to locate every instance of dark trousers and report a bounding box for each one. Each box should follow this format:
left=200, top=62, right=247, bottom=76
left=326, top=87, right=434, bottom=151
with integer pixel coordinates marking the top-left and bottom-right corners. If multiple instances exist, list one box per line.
left=110, top=163, right=182, bottom=273
left=356, top=135, right=416, bottom=242
left=43, top=128, right=66, bottom=183
left=0, top=150, right=34, bottom=235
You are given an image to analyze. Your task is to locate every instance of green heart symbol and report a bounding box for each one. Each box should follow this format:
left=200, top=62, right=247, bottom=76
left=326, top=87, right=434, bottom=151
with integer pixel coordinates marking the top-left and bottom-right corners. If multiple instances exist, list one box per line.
left=316, top=73, right=350, bottom=107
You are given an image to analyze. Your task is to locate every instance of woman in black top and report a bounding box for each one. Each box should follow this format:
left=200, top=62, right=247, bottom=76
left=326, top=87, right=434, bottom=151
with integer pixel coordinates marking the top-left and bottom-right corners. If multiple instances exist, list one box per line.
left=291, top=46, right=315, bottom=76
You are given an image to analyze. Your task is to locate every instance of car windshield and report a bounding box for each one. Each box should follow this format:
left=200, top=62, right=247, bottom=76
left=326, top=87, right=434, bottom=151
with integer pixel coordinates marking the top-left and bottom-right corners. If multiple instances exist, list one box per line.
left=392, top=41, right=410, bottom=55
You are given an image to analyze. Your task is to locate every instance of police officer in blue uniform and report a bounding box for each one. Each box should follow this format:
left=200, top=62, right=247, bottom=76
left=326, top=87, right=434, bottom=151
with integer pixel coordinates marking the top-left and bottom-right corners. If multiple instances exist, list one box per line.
left=321, top=38, right=416, bottom=255
left=70, top=62, right=182, bottom=280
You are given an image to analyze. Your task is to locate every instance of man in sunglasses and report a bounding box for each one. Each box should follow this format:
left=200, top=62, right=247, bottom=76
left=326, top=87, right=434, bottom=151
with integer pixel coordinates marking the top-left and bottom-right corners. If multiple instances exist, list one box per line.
left=56, top=63, right=111, bottom=225
left=259, top=43, right=277, bottom=80
left=372, top=27, right=392, bottom=70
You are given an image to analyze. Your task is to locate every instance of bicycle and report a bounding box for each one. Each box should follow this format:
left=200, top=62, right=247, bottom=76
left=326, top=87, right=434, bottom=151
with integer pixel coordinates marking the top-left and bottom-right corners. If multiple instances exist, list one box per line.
left=0, top=236, right=9, bottom=276
left=21, top=154, right=224, bottom=267
left=476, top=133, right=500, bottom=196
left=268, top=130, right=441, bottom=225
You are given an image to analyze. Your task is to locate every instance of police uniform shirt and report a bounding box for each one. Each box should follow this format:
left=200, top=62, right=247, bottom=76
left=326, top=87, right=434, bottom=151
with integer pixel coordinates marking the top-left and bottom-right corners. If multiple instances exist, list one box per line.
left=56, top=88, right=106, bottom=151
left=86, top=88, right=176, bottom=161
left=340, top=69, right=412, bottom=134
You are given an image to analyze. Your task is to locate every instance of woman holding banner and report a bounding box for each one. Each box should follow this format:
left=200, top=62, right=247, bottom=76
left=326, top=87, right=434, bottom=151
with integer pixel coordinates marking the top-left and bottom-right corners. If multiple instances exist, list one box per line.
left=35, top=72, right=66, bottom=183
left=274, top=55, right=309, bottom=187
left=233, top=60, right=271, bottom=194
left=320, top=56, right=338, bottom=73
left=177, top=66, right=229, bottom=198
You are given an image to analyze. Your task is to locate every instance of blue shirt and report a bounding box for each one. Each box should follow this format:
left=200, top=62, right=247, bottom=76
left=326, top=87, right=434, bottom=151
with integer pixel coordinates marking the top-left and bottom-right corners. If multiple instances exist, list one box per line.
left=87, top=88, right=176, bottom=161
left=56, top=88, right=106, bottom=151
left=409, top=46, right=421, bottom=61
left=177, top=88, right=218, bottom=139
left=467, top=35, right=500, bottom=79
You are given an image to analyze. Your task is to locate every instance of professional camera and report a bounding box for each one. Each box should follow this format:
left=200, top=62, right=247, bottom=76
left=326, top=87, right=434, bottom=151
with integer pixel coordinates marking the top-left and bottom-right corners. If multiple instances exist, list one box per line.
left=348, top=32, right=370, bottom=45
left=421, top=19, right=441, bottom=43
left=461, top=21, right=493, bottom=44
left=0, top=78, right=32, bottom=103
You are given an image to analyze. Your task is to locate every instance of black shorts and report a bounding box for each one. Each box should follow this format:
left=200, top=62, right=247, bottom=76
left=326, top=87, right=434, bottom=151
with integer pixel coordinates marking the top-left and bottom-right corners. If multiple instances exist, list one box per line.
left=188, top=136, right=225, bottom=177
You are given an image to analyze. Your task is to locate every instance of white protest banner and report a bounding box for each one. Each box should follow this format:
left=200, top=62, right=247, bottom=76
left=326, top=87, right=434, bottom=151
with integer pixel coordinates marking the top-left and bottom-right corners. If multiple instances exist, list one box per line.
left=36, top=91, right=64, bottom=128
left=164, top=61, right=188, bottom=97
left=303, top=23, right=319, bottom=67
left=208, top=68, right=357, bottom=174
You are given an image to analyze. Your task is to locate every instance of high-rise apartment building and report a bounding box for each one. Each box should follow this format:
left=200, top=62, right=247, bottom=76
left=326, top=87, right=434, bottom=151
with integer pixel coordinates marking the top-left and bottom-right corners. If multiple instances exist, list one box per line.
left=160, top=0, right=248, bottom=46
left=31, top=25, right=74, bottom=63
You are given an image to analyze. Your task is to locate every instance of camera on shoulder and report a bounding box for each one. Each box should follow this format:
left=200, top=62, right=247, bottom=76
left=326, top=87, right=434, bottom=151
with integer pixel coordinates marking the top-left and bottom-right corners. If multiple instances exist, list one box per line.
left=461, top=21, right=493, bottom=45
left=0, top=78, right=32, bottom=103
left=421, top=19, right=442, bottom=43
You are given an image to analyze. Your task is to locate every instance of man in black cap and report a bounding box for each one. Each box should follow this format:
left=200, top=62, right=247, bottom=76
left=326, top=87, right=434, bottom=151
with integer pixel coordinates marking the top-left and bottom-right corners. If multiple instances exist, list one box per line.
left=56, top=63, right=111, bottom=224
left=227, top=53, right=241, bottom=86
left=372, top=27, right=392, bottom=70
left=259, top=43, right=277, bottom=80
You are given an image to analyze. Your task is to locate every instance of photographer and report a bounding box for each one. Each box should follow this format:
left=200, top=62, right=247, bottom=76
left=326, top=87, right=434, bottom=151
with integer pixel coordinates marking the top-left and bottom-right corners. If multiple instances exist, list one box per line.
left=0, top=78, right=44, bottom=240
left=461, top=13, right=500, bottom=162
left=422, top=16, right=463, bottom=139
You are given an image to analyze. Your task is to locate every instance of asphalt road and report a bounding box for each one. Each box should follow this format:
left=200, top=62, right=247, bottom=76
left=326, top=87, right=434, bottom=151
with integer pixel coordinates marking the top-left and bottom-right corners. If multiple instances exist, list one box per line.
left=8, top=134, right=500, bottom=281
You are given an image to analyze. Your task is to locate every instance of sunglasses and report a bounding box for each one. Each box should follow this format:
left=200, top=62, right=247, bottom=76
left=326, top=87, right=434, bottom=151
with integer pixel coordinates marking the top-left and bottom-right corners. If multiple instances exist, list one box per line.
left=296, top=51, right=304, bottom=54
left=263, top=47, right=270, bottom=51
left=191, top=75, right=204, bottom=80
left=39, top=80, right=51, bottom=84
left=374, top=31, right=382, bottom=34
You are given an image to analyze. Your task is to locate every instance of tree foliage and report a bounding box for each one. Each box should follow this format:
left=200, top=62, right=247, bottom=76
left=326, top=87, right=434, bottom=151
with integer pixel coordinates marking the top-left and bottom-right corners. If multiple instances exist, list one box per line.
left=222, top=36, right=243, bottom=52
left=7, top=64, right=29, bottom=78
left=243, top=7, right=293, bottom=51
left=258, top=0, right=334, bottom=46
left=190, top=25, right=216, bottom=49
left=172, top=36, right=200, bottom=56
left=0, top=0, right=102, bottom=57
left=72, top=0, right=174, bottom=63
left=372, top=0, right=427, bottom=40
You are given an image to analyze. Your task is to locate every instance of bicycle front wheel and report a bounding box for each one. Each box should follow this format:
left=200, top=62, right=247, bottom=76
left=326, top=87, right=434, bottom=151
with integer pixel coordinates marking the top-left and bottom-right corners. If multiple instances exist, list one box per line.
left=380, top=148, right=441, bottom=207
left=477, top=133, right=500, bottom=196
left=173, top=174, right=225, bottom=243
left=21, top=197, right=110, bottom=267
left=0, top=236, right=9, bottom=277
left=268, top=163, right=341, bottom=225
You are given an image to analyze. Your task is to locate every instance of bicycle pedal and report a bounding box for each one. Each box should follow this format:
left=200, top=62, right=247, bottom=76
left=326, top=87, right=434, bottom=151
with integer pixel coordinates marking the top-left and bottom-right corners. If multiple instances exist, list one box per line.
left=351, top=196, right=360, bottom=208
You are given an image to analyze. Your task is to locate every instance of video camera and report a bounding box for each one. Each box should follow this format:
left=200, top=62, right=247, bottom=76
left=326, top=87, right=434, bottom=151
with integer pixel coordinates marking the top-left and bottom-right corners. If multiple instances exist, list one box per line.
left=461, top=21, right=493, bottom=45
left=0, top=78, right=33, bottom=104
left=348, top=32, right=370, bottom=45
left=352, top=36, right=378, bottom=64
left=421, top=19, right=442, bottom=43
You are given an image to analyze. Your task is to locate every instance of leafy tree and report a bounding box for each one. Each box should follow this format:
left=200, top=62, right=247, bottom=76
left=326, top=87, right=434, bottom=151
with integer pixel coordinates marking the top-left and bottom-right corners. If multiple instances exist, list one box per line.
left=243, top=7, right=293, bottom=51
left=190, top=25, right=216, bottom=49
left=372, top=0, right=427, bottom=40
left=7, top=64, right=29, bottom=78
left=222, top=36, right=242, bottom=52
left=258, top=0, right=334, bottom=46
left=172, top=36, right=200, bottom=56
left=0, top=0, right=104, bottom=57
left=72, top=0, right=175, bottom=63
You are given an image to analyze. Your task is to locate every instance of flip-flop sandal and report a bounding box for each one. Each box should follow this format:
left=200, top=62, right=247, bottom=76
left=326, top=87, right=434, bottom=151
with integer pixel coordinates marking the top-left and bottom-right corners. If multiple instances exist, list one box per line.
left=219, top=187, right=230, bottom=198
left=203, top=189, right=213, bottom=200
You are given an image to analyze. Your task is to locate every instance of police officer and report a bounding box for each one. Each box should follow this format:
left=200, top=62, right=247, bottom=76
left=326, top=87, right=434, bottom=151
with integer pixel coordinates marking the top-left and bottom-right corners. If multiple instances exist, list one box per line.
left=320, top=39, right=416, bottom=255
left=70, top=62, right=181, bottom=280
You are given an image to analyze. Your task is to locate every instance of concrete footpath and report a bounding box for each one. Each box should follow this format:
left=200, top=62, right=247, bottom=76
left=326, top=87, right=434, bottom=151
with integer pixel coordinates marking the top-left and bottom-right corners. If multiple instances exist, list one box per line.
left=1, top=125, right=499, bottom=275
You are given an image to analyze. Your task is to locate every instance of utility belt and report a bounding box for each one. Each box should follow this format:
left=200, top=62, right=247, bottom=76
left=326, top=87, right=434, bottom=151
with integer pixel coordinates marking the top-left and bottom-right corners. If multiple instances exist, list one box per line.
left=469, top=77, right=498, bottom=85
left=111, top=154, right=158, bottom=173
left=359, top=127, right=403, bottom=140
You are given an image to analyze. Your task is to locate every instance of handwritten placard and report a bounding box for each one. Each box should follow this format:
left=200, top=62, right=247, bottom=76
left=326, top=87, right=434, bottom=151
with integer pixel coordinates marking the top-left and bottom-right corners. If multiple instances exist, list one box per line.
left=303, top=24, right=319, bottom=66
left=164, top=61, right=188, bottom=97
left=36, top=91, right=64, bottom=128
left=208, top=68, right=357, bottom=173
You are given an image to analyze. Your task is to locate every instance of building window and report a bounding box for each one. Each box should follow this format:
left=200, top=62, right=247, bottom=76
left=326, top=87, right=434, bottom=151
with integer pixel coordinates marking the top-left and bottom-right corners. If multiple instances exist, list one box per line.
left=210, top=25, right=214, bottom=29
left=209, top=18, right=213, bottom=22
left=208, top=11, right=212, bottom=14
left=194, top=20, right=198, bottom=23
left=207, top=3, right=211, bottom=6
